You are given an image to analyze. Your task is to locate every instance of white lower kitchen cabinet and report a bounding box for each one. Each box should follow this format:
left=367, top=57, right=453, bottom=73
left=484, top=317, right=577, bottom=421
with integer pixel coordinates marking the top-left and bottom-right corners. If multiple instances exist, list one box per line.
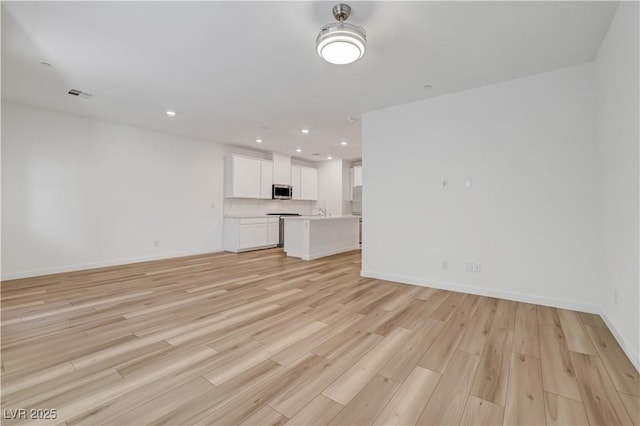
left=267, top=221, right=279, bottom=246
left=223, top=217, right=279, bottom=252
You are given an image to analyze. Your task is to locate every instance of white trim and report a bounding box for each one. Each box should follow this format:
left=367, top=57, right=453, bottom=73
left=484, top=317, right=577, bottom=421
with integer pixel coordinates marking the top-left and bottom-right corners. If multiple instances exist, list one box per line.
left=1, top=249, right=223, bottom=281
left=361, top=270, right=599, bottom=314
left=301, top=246, right=361, bottom=261
left=599, top=310, right=640, bottom=372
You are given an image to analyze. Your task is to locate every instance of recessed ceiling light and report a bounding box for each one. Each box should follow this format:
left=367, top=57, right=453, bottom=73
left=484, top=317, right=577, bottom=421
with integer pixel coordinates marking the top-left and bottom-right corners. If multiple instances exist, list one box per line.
left=327, top=156, right=333, bottom=160
left=256, top=139, right=263, bottom=143
left=301, top=129, right=310, bottom=134
left=296, top=148, right=302, bottom=153
left=424, top=84, right=433, bottom=90
left=166, top=111, right=176, bottom=116
left=340, top=141, right=348, bottom=146
left=347, top=117, right=357, bottom=123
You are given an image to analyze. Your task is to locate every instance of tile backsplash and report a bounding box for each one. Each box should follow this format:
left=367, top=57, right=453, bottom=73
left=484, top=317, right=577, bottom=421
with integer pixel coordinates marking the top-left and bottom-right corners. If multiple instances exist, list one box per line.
left=224, top=199, right=318, bottom=217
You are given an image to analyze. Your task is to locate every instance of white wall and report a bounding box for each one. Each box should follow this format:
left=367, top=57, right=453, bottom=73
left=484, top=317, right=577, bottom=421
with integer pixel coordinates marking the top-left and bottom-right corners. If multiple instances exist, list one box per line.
left=1, top=102, right=227, bottom=279
left=594, top=1, right=639, bottom=368
left=318, top=160, right=345, bottom=216
left=362, top=63, right=602, bottom=313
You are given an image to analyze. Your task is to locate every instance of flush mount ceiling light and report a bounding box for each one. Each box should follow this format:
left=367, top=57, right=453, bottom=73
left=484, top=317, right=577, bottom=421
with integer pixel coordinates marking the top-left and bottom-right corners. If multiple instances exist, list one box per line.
left=316, top=4, right=366, bottom=65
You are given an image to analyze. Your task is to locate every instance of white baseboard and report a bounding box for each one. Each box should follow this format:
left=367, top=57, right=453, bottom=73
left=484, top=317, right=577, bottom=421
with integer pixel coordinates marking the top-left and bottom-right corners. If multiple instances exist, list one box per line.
left=599, top=310, right=640, bottom=372
left=302, top=245, right=361, bottom=261
left=361, top=270, right=599, bottom=314
left=1, top=249, right=223, bottom=281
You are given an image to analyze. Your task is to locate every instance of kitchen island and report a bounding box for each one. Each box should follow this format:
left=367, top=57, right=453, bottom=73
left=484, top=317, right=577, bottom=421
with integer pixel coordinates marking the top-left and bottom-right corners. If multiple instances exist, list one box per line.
left=283, top=215, right=360, bottom=260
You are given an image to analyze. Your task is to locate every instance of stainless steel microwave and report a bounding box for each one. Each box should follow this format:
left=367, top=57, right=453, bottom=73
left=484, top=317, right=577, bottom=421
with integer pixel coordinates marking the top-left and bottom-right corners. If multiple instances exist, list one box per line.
left=272, top=184, right=292, bottom=200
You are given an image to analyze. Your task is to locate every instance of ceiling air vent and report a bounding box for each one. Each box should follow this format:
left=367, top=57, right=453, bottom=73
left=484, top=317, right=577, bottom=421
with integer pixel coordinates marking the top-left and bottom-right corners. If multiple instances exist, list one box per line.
left=312, top=153, right=321, bottom=156
left=68, top=89, right=93, bottom=99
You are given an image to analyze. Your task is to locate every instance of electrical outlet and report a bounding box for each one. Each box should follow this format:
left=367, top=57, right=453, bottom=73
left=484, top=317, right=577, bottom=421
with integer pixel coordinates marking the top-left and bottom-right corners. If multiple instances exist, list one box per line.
left=441, top=260, right=448, bottom=269
left=465, top=262, right=474, bottom=272
left=154, top=240, right=160, bottom=247
left=442, top=179, right=448, bottom=189
left=473, top=263, right=481, bottom=272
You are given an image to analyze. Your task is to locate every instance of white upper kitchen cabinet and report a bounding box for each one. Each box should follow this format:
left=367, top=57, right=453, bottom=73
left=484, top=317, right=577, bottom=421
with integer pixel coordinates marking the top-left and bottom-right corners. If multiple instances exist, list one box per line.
left=301, top=166, right=318, bottom=200
left=291, top=165, right=318, bottom=201
left=260, top=160, right=273, bottom=199
left=225, top=155, right=272, bottom=199
left=291, top=165, right=302, bottom=200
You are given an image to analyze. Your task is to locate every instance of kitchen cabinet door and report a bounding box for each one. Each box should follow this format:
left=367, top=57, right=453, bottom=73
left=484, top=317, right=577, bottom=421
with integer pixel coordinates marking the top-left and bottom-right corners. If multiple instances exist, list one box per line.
left=267, top=222, right=279, bottom=245
left=260, top=161, right=273, bottom=199
left=227, top=155, right=261, bottom=198
left=239, top=223, right=267, bottom=249
left=291, top=165, right=302, bottom=200
left=301, top=167, right=318, bottom=200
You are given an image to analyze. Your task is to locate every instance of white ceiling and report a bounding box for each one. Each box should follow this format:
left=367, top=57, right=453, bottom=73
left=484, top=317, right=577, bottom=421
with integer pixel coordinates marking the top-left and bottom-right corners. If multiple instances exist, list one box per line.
left=1, top=1, right=617, bottom=162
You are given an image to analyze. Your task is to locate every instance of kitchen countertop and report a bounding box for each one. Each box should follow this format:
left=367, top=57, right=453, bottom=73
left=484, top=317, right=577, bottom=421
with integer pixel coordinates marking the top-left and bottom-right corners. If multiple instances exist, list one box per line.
left=283, top=215, right=360, bottom=221
left=224, top=215, right=278, bottom=219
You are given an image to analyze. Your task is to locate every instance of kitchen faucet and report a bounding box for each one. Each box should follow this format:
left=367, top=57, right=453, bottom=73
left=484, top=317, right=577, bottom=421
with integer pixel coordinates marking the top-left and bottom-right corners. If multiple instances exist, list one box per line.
left=317, top=207, right=327, bottom=216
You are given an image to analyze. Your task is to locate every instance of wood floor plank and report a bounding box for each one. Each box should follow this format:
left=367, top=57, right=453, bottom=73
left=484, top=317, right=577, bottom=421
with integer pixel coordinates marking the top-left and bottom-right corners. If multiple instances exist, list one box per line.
left=585, top=324, right=640, bottom=397
left=470, top=327, right=513, bottom=406
left=240, top=405, right=288, bottom=426
left=269, top=333, right=382, bottom=418
left=571, top=351, right=633, bottom=425
left=492, top=299, right=518, bottom=330
left=284, top=395, right=343, bottom=426
left=416, top=350, right=480, bottom=426
left=503, top=354, right=545, bottom=426
left=322, top=327, right=412, bottom=405
left=418, top=312, right=469, bottom=373
left=544, top=392, right=589, bottom=426
left=578, top=312, right=607, bottom=328
left=204, top=320, right=326, bottom=385
left=618, top=392, right=640, bottom=426
left=374, top=366, right=440, bottom=426
left=329, top=374, right=400, bottom=425
left=458, top=299, right=498, bottom=356
left=378, top=319, right=443, bottom=383
left=460, top=395, right=504, bottom=426
left=557, top=309, right=598, bottom=355
left=513, top=303, right=540, bottom=358
left=537, top=305, right=561, bottom=327
left=431, top=292, right=466, bottom=322
left=539, top=325, right=582, bottom=401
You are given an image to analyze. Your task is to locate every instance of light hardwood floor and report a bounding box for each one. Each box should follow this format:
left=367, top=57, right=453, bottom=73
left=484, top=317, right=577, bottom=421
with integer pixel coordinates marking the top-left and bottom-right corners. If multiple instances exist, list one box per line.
left=1, top=249, right=638, bottom=425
